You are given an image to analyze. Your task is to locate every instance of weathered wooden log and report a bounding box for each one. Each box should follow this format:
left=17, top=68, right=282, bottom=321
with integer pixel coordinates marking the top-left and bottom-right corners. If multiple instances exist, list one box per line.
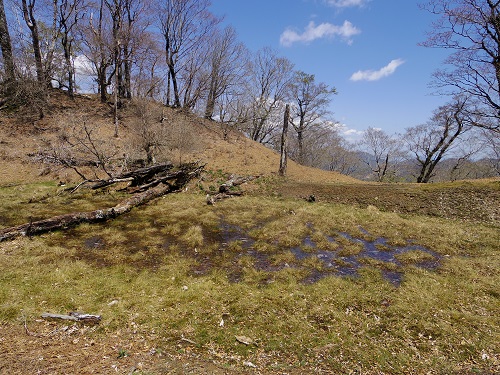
left=206, top=191, right=244, bottom=205
left=132, top=169, right=186, bottom=192
left=0, top=163, right=203, bottom=241
left=41, top=312, right=101, bottom=324
left=207, top=175, right=259, bottom=205
left=91, top=162, right=174, bottom=189
left=218, top=175, right=258, bottom=193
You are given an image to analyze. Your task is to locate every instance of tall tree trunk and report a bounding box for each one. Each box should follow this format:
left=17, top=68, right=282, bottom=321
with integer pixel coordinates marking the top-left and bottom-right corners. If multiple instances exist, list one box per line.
left=61, top=33, right=74, bottom=97
left=98, top=63, right=108, bottom=102
left=204, top=76, right=216, bottom=119
left=297, top=123, right=305, bottom=165
left=109, top=0, right=122, bottom=134
left=279, top=104, right=290, bottom=176
left=0, top=0, right=15, bottom=87
left=123, top=46, right=132, bottom=99
left=205, top=56, right=220, bottom=118
left=165, top=70, right=171, bottom=106
left=92, top=0, right=109, bottom=103
left=21, top=0, right=45, bottom=86
left=167, top=58, right=180, bottom=107
left=123, top=2, right=132, bottom=99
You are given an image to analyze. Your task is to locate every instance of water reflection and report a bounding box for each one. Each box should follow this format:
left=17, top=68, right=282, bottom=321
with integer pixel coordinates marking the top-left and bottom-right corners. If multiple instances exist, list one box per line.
left=213, top=220, right=442, bottom=286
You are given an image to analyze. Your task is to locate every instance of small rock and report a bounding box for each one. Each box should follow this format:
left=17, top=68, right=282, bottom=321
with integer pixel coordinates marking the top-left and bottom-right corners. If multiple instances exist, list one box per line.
left=235, top=335, right=254, bottom=345
left=243, top=361, right=257, bottom=368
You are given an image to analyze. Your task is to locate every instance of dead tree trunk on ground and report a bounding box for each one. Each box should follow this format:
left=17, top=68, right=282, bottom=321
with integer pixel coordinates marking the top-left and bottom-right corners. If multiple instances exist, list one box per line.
left=206, top=175, right=258, bottom=205
left=0, top=163, right=203, bottom=241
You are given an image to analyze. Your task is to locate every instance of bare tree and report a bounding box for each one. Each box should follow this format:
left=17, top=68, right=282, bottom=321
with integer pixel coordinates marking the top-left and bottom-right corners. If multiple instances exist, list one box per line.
left=213, top=89, right=250, bottom=140
left=104, top=0, right=125, bottom=135
left=103, top=0, right=147, bottom=101
left=246, top=47, right=294, bottom=144
left=38, top=116, right=119, bottom=181
left=288, top=71, right=336, bottom=165
left=358, top=127, right=402, bottom=182
left=21, top=0, right=52, bottom=87
left=129, top=99, right=169, bottom=165
left=83, top=0, right=113, bottom=102
left=157, top=0, right=220, bottom=108
left=403, top=97, right=472, bottom=183
left=21, top=0, right=41, bottom=83
left=421, top=0, right=500, bottom=132
left=131, top=33, right=165, bottom=99
left=58, top=0, right=85, bottom=97
left=179, top=39, right=210, bottom=109
left=203, top=26, right=247, bottom=119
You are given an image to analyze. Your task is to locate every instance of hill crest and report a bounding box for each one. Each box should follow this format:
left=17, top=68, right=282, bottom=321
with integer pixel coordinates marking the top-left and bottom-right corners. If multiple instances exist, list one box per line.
left=0, top=90, right=357, bottom=185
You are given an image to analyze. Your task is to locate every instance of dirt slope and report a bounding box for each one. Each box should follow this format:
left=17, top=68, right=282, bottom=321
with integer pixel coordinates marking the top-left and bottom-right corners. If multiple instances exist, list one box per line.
left=0, top=90, right=357, bottom=186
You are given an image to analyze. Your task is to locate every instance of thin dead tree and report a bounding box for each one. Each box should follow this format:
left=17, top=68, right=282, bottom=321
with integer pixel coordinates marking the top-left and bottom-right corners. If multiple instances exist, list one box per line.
left=279, top=104, right=290, bottom=176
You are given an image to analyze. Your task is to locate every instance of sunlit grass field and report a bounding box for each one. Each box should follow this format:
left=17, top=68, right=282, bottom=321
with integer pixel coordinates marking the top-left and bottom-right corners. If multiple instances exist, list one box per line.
left=0, top=181, right=498, bottom=374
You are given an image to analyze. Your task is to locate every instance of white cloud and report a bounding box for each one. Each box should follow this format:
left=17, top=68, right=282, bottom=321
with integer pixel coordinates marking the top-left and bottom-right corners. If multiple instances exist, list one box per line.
left=280, top=20, right=361, bottom=47
left=73, top=55, right=97, bottom=93
left=326, top=0, right=370, bottom=8
left=350, top=59, right=405, bottom=82
left=73, top=54, right=93, bottom=75
left=331, top=122, right=365, bottom=141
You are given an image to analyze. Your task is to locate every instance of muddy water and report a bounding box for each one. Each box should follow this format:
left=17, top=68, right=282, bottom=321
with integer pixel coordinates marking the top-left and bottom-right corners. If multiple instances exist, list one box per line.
left=215, top=220, right=441, bottom=286
left=79, top=219, right=442, bottom=285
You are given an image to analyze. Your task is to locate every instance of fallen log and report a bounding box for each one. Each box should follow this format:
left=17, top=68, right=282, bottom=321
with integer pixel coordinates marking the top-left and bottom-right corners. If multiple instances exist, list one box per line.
left=206, top=175, right=259, bottom=205
left=91, top=162, right=174, bottom=189
left=218, top=175, right=259, bottom=193
left=41, top=312, right=101, bottom=324
left=206, top=191, right=243, bottom=205
left=0, top=163, right=204, bottom=241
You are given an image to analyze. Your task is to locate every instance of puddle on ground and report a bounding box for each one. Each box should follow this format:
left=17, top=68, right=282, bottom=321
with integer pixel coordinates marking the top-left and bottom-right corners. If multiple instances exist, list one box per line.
left=78, top=219, right=442, bottom=286
left=212, top=221, right=442, bottom=286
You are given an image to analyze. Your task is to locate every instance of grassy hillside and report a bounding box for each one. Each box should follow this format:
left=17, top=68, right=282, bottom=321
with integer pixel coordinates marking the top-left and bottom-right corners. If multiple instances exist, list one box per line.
left=0, top=92, right=499, bottom=374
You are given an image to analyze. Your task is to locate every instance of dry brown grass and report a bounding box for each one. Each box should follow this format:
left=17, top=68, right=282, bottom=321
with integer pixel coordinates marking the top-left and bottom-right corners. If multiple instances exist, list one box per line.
left=0, top=90, right=356, bottom=187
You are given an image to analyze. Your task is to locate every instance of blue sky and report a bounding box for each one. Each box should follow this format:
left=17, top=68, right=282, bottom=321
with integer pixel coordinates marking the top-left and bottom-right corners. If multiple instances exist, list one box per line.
left=210, top=0, right=451, bottom=139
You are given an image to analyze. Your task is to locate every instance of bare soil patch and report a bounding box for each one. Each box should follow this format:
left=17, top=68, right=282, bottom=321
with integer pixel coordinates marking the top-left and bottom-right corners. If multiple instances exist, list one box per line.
left=274, top=180, right=500, bottom=225
left=0, top=322, right=254, bottom=375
